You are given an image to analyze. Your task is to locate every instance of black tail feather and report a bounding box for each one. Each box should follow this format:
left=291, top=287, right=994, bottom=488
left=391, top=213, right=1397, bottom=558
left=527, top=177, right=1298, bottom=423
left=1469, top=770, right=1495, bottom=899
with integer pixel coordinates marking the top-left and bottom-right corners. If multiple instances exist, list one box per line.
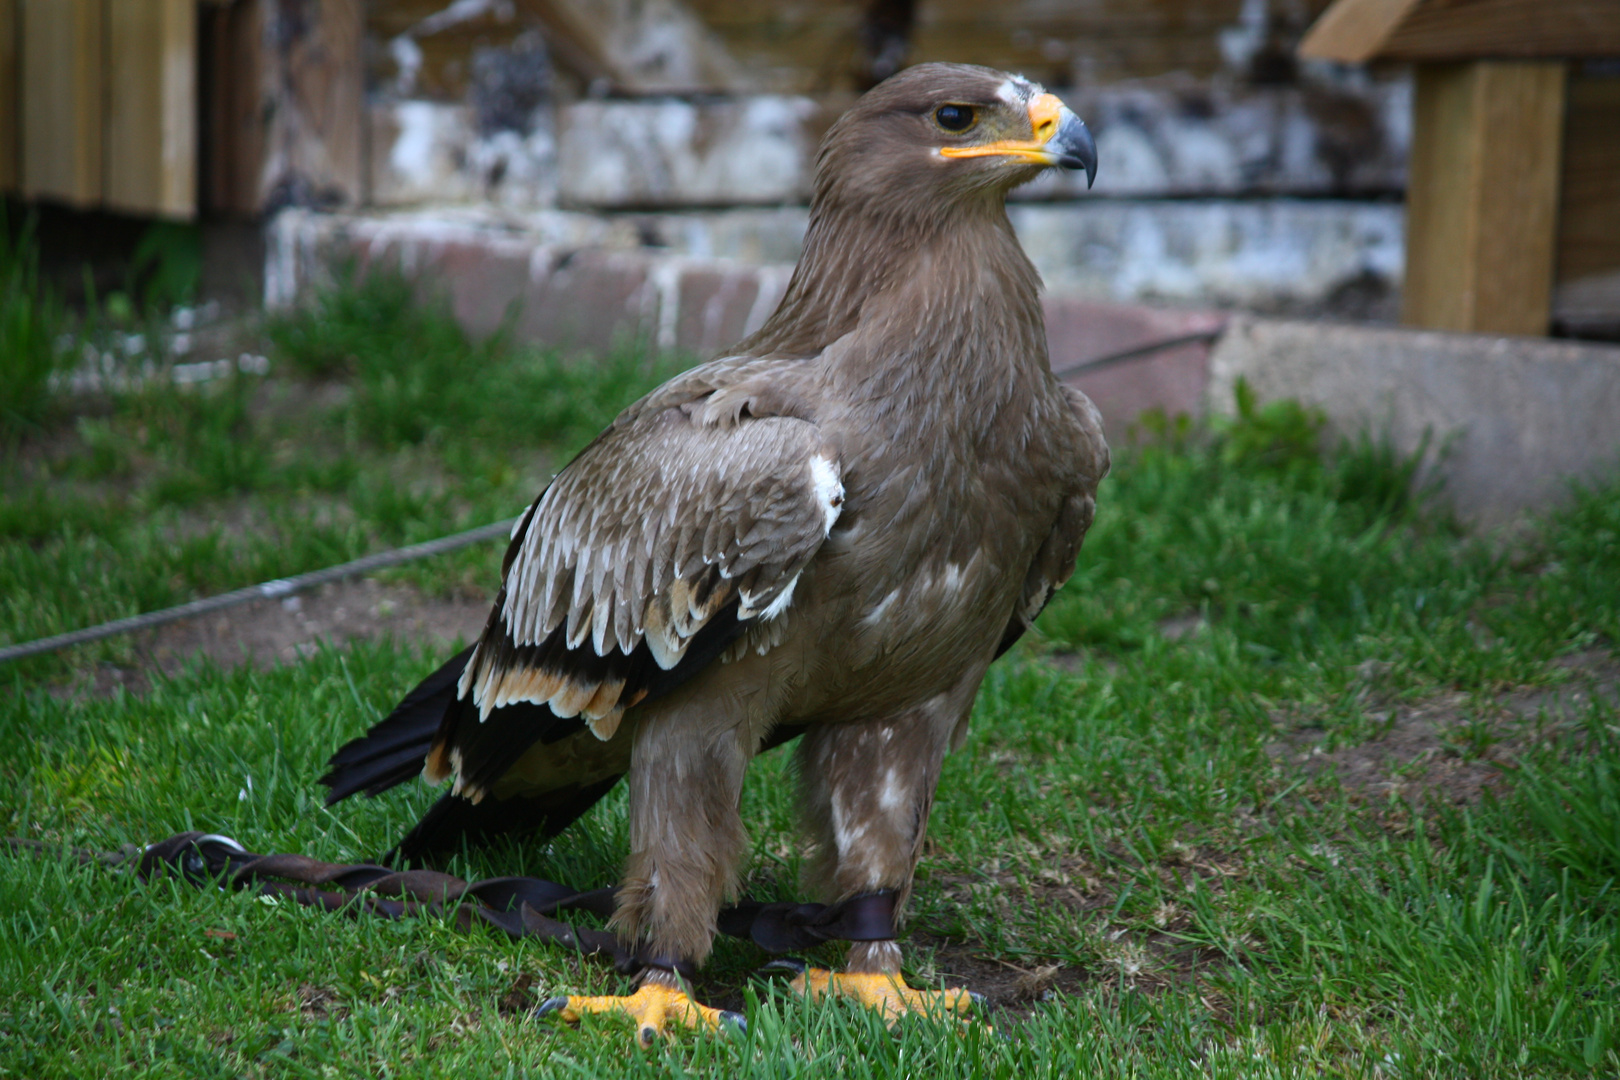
left=390, top=775, right=625, bottom=863
left=321, top=645, right=474, bottom=804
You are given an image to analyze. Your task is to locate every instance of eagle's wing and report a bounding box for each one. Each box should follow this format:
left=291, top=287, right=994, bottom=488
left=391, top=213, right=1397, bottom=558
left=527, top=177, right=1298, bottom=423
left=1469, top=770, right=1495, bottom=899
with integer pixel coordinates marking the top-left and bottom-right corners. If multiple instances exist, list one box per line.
left=425, top=363, right=844, bottom=803
left=996, top=384, right=1110, bottom=657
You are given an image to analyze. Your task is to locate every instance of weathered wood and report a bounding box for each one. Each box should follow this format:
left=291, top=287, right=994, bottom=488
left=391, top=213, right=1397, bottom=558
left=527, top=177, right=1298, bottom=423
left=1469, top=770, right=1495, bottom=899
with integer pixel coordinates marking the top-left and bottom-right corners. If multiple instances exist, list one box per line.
left=200, top=0, right=268, bottom=216
left=1298, top=0, right=1421, bottom=63
left=688, top=0, right=1336, bottom=91
left=105, top=0, right=197, bottom=219
left=1379, top=0, right=1620, bottom=61
left=20, top=0, right=102, bottom=207
left=201, top=0, right=364, bottom=216
left=1401, top=61, right=1567, bottom=336
left=0, top=0, right=16, bottom=193
left=1302, top=0, right=1620, bottom=62
left=1556, top=70, right=1620, bottom=285
left=274, top=0, right=366, bottom=209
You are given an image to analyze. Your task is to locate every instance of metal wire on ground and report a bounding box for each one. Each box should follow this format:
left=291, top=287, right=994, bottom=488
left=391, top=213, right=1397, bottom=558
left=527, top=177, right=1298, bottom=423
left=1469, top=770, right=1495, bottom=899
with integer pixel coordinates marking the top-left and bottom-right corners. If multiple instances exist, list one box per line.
left=0, top=518, right=520, bottom=666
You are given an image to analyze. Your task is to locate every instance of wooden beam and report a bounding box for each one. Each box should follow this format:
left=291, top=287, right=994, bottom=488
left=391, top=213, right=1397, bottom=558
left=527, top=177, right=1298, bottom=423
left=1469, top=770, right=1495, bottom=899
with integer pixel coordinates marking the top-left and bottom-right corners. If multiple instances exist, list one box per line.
left=20, top=0, right=102, bottom=207
left=105, top=0, right=197, bottom=219
left=1298, top=0, right=1422, bottom=63
left=270, top=0, right=365, bottom=210
left=0, top=0, right=16, bottom=193
left=1401, top=61, right=1567, bottom=336
left=1301, top=0, right=1620, bottom=64
left=1380, top=0, right=1620, bottom=61
left=1556, top=70, right=1620, bottom=285
left=200, top=0, right=267, bottom=217
left=521, top=0, right=749, bottom=93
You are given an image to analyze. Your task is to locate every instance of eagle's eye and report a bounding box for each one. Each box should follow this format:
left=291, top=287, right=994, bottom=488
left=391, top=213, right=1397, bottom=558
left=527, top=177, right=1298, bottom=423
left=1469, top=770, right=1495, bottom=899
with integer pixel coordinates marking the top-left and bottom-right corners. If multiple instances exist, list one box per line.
left=934, top=104, right=976, bottom=133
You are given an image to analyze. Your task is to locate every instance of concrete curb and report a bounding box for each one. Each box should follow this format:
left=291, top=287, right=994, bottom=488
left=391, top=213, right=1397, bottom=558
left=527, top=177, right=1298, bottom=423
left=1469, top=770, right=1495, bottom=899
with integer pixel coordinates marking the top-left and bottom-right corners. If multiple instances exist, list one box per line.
left=1209, top=317, right=1620, bottom=526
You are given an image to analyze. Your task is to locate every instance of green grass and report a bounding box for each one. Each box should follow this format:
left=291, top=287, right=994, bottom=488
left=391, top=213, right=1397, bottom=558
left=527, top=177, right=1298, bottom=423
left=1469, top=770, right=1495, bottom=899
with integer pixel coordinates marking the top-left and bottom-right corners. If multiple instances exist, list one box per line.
left=0, top=213, right=69, bottom=436
left=3, top=271, right=1619, bottom=1076
left=0, top=269, right=685, bottom=681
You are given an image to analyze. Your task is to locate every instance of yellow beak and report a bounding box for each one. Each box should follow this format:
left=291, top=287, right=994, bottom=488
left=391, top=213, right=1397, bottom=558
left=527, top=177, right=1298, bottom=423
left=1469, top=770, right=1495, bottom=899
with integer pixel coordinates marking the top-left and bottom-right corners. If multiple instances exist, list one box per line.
left=939, top=92, right=1098, bottom=188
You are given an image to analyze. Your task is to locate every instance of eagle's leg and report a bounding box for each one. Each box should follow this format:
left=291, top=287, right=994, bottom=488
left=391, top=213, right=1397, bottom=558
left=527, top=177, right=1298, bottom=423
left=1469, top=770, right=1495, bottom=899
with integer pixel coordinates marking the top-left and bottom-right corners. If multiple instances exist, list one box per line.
left=543, top=712, right=752, bottom=1044
left=790, top=708, right=978, bottom=1023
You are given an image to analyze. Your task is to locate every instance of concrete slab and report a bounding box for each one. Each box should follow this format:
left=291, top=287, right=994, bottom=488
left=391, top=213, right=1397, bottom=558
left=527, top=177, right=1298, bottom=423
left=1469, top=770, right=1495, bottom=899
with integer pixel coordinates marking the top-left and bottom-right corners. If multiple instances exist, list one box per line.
left=1208, top=318, right=1620, bottom=526
left=1047, top=300, right=1226, bottom=443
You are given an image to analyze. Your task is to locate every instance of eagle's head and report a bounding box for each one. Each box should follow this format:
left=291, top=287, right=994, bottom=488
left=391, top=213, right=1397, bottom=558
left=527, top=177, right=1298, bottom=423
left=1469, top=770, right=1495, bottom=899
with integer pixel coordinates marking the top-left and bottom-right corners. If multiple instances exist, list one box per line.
left=815, top=62, right=1097, bottom=208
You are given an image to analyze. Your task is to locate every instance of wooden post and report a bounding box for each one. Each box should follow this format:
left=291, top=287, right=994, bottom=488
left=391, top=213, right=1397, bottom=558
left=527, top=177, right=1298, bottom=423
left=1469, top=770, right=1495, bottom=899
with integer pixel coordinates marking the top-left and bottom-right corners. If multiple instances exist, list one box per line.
left=105, top=0, right=198, bottom=219
left=1400, top=61, right=1568, bottom=335
left=271, top=0, right=365, bottom=210
left=1556, top=71, right=1620, bottom=287
left=0, top=0, right=16, bottom=194
left=20, top=0, right=103, bottom=207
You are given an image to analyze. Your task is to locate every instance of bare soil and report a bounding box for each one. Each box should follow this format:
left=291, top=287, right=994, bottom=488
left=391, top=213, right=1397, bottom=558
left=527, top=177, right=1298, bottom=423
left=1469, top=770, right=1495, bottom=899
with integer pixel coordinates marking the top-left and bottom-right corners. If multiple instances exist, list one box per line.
left=1268, top=648, right=1620, bottom=807
left=66, top=577, right=489, bottom=698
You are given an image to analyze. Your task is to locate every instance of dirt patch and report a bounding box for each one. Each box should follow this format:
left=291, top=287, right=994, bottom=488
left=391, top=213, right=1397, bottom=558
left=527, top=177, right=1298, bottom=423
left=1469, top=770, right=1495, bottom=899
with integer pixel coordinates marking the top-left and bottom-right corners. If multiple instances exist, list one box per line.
left=65, top=577, right=490, bottom=698
left=1268, top=649, right=1620, bottom=807
left=918, top=846, right=1242, bottom=1019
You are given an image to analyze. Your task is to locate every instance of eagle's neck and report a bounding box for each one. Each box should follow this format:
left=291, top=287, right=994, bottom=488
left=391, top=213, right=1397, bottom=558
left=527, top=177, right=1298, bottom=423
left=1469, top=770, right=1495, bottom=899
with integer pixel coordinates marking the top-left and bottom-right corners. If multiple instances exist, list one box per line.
left=740, top=192, right=1042, bottom=373
left=743, top=189, right=1053, bottom=468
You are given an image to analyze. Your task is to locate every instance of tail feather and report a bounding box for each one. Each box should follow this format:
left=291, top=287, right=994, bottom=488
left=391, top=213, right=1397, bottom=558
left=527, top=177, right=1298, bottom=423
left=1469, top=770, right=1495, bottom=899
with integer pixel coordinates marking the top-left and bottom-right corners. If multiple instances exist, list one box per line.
left=321, top=646, right=473, bottom=804
left=390, top=776, right=624, bottom=863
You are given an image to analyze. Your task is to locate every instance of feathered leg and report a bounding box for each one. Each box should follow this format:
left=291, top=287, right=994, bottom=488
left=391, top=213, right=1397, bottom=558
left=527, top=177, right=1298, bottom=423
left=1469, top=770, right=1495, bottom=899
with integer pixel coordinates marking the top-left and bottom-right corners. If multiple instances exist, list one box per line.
left=788, top=703, right=979, bottom=1022
left=542, top=708, right=752, bottom=1045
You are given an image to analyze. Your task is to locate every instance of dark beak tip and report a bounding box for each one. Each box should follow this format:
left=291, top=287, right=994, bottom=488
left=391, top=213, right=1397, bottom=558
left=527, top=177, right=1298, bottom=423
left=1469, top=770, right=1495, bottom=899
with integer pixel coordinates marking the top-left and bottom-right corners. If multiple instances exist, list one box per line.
left=1058, top=156, right=1098, bottom=188
left=1054, top=115, right=1098, bottom=190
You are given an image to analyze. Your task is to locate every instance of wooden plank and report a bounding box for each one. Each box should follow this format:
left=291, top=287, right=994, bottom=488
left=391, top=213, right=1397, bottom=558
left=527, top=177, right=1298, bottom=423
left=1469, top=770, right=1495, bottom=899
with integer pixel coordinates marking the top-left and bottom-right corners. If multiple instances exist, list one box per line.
left=200, top=0, right=268, bottom=216
left=1381, top=0, right=1620, bottom=61
left=20, top=0, right=102, bottom=207
left=1298, top=0, right=1422, bottom=62
left=685, top=0, right=1339, bottom=91
left=522, top=0, right=747, bottom=93
left=281, top=0, right=365, bottom=208
left=1556, top=70, right=1620, bottom=285
left=1401, top=61, right=1567, bottom=336
left=0, top=0, right=16, bottom=193
left=105, top=0, right=197, bottom=218
left=1300, top=0, right=1620, bottom=63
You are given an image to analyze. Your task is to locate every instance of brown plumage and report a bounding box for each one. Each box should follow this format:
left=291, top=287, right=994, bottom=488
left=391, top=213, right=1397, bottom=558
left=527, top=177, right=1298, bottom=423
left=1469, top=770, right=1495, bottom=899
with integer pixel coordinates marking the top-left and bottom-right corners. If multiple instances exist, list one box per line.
left=324, top=62, right=1106, bottom=1031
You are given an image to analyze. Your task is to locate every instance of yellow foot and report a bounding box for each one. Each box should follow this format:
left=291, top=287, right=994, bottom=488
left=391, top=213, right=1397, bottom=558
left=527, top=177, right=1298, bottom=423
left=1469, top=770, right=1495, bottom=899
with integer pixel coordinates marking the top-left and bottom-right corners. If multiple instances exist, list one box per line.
left=536, top=982, right=745, bottom=1048
left=770, top=961, right=982, bottom=1026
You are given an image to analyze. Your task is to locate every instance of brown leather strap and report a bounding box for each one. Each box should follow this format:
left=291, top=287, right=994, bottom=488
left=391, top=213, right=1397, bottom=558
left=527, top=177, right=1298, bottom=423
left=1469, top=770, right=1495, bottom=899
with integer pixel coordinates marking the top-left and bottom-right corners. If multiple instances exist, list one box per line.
left=8, top=833, right=901, bottom=978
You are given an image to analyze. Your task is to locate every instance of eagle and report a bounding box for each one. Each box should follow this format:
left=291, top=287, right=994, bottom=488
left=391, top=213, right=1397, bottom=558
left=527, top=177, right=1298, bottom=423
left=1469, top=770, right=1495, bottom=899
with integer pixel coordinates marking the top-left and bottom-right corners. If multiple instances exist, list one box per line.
left=322, top=62, right=1106, bottom=1042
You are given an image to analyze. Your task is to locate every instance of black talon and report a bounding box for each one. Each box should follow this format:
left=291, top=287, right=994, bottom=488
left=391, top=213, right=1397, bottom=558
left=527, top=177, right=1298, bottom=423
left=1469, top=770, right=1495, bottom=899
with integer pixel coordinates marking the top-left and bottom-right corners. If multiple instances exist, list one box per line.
left=639, top=1024, right=657, bottom=1047
left=719, top=1009, right=747, bottom=1033
left=759, top=957, right=809, bottom=976
left=969, top=991, right=988, bottom=1009
left=535, top=996, right=572, bottom=1020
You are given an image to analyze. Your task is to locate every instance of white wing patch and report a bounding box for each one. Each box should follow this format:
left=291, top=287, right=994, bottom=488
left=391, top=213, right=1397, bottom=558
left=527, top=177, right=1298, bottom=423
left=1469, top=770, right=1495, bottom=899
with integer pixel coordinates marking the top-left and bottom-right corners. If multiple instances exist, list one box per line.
left=810, top=453, right=844, bottom=536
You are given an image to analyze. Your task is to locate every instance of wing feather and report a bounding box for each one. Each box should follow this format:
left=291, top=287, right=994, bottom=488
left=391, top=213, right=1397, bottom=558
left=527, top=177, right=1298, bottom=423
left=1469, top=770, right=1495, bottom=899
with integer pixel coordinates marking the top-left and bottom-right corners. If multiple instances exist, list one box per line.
left=430, top=367, right=842, bottom=795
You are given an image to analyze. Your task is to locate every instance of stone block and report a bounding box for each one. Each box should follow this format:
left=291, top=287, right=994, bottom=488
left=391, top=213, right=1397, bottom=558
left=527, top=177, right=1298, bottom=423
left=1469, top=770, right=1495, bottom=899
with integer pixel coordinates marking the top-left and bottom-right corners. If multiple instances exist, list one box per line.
left=555, top=96, right=819, bottom=209
left=1009, top=199, right=1404, bottom=312
left=1208, top=317, right=1620, bottom=525
left=515, top=249, right=661, bottom=354
left=671, top=264, right=766, bottom=355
